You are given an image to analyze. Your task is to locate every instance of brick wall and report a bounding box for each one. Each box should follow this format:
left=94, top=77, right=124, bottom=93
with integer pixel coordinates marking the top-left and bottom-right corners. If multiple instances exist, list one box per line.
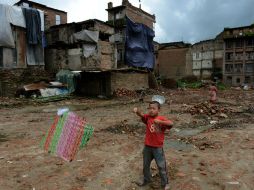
left=45, top=41, right=116, bottom=72
left=158, top=48, right=190, bottom=80
left=126, top=7, right=154, bottom=29
left=111, top=71, right=148, bottom=92
left=0, top=68, right=54, bottom=97
left=94, top=22, right=114, bottom=35
left=32, top=4, right=67, bottom=30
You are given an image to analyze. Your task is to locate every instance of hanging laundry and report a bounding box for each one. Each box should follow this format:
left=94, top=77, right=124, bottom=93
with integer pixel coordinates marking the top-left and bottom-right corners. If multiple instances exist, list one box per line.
left=0, top=4, right=26, bottom=48
left=22, top=8, right=42, bottom=45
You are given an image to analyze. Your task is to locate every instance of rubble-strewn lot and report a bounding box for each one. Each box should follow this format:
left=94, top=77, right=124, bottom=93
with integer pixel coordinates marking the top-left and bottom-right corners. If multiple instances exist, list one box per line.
left=0, top=89, right=254, bottom=190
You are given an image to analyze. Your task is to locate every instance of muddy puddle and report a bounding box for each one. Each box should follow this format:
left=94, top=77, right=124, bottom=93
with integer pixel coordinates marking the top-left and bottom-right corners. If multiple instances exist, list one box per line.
left=173, top=126, right=210, bottom=137
left=165, top=139, right=194, bottom=151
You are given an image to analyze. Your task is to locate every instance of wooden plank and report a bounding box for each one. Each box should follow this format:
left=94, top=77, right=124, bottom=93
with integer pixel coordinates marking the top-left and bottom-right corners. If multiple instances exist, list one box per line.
left=16, top=27, right=27, bottom=68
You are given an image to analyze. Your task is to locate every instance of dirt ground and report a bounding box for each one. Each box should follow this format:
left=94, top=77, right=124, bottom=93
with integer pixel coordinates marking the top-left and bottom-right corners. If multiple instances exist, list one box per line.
left=0, top=89, right=254, bottom=190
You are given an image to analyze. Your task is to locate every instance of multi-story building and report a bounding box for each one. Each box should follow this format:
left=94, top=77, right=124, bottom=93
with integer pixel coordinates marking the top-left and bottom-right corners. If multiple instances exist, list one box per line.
left=157, top=42, right=192, bottom=80
left=223, top=25, right=254, bottom=86
left=15, top=0, right=67, bottom=30
left=106, top=0, right=156, bottom=67
left=191, top=38, right=224, bottom=80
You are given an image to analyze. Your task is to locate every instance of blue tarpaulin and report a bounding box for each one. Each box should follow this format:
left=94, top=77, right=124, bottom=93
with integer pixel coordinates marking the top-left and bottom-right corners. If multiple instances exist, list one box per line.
left=125, top=17, right=155, bottom=69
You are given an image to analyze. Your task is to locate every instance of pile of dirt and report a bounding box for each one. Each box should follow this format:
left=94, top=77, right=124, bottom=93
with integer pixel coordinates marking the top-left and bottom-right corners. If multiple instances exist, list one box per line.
left=161, top=78, right=177, bottom=89
left=187, top=102, right=232, bottom=116
left=102, top=121, right=145, bottom=135
left=212, top=120, right=239, bottom=129
left=113, top=88, right=137, bottom=98
left=179, top=136, right=221, bottom=150
left=0, top=97, right=24, bottom=108
left=246, top=105, right=254, bottom=113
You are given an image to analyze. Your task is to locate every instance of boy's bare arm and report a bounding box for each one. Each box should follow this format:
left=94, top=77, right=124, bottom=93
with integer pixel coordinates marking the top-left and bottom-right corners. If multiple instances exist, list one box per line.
left=154, top=119, right=173, bottom=127
left=133, top=107, right=144, bottom=118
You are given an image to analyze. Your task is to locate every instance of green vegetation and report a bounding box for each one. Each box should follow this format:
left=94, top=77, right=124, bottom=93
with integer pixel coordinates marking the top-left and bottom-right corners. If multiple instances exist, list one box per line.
left=244, top=31, right=254, bottom=37
left=177, top=80, right=202, bottom=89
left=217, top=82, right=228, bottom=90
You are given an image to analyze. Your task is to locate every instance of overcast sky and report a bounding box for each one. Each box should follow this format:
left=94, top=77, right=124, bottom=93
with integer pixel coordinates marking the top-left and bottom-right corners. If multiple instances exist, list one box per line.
left=1, top=0, right=254, bottom=43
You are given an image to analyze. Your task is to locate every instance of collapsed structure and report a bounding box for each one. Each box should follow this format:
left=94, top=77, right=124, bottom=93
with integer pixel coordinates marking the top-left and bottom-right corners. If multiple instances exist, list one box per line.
left=0, top=0, right=156, bottom=97
left=43, top=0, right=156, bottom=97
left=1, top=0, right=253, bottom=97
left=0, top=3, right=50, bottom=96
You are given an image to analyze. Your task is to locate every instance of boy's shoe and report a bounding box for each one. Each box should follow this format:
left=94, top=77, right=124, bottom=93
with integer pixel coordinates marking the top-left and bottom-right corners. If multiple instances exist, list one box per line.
left=164, top=184, right=171, bottom=190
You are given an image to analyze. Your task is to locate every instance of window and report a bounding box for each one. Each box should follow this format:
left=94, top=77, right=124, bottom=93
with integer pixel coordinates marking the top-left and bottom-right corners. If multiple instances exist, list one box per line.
left=234, top=64, right=243, bottom=73
left=225, top=64, right=233, bottom=73
left=22, top=2, right=29, bottom=7
left=246, top=38, right=254, bottom=47
left=236, top=78, right=240, bottom=83
left=196, top=53, right=199, bottom=59
left=235, top=39, right=243, bottom=48
left=226, top=76, right=232, bottom=84
left=226, top=41, right=233, bottom=49
left=245, top=63, right=254, bottom=73
left=245, top=76, right=250, bottom=83
left=225, top=52, right=233, bottom=61
left=56, top=15, right=61, bottom=25
left=117, top=49, right=123, bottom=61
left=245, top=52, right=254, bottom=60
left=235, top=53, right=243, bottom=60
left=116, top=11, right=123, bottom=19
left=251, top=52, right=254, bottom=60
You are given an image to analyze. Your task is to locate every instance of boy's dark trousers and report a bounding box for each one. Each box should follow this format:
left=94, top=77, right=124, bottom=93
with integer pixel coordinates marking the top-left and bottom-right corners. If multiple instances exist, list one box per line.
left=143, top=145, right=169, bottom=187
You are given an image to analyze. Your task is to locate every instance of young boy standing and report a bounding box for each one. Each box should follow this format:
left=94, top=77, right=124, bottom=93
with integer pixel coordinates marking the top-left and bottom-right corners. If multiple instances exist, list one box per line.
left=133, top=101, right=173, bottom=190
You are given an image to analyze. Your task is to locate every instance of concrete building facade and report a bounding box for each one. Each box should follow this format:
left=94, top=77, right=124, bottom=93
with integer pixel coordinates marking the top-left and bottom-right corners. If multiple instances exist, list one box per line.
left=223, top=25, right=254, bottom=86
left=191, top=39, right=224, bottom=79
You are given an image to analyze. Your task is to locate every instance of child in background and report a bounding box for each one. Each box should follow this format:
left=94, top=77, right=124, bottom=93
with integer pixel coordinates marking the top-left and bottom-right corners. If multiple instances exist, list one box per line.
left=209, top=84, right=218, bottom=104
left=133, top=101, right=173, bottom=190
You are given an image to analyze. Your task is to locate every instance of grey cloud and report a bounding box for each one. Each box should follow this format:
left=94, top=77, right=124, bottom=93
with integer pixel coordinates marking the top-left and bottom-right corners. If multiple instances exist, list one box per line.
left=149, top=0, right=254, bottom=43
left=3, top=0, right=254, bottom=44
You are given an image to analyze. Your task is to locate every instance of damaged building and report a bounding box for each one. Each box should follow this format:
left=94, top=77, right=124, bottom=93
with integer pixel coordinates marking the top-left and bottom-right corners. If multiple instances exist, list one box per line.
left=1, top=0, right=156, bottom=97
left=0, top=2, right=62, bottom=96
left=191, top=38, right=224, bottom=80
left=222, top=25, right=254, bottom=86
left=44, top=0, right=156, bottom=97
left=45, top=19, right=116, bottom=72
left=106, top=0, right=156, bottom=67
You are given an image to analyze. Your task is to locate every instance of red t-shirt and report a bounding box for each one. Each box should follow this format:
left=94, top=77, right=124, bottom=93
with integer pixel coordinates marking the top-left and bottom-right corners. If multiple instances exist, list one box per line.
left=142, top=114, right=172, bottom=147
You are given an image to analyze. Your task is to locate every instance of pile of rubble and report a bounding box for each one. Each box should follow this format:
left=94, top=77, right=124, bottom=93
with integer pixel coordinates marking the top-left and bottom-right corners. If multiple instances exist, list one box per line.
left=187, top=102, right=232, bottom=116
left=179, top=136, right=222, bottom=150
left=246, top=105, right=254, bottom=113
left=0, top=97, right=24, bottom=107
left=114, top=88, right=137, bottom=98
left=212, top=120, right=239, bottom=129
left=103, top=121, right=145, bottom=135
